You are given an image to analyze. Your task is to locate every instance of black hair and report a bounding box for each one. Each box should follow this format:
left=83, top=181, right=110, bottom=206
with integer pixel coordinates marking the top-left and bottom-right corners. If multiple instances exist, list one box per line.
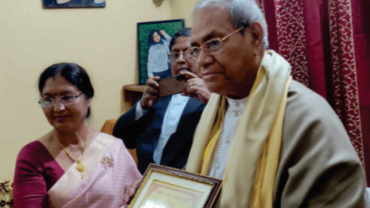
left=169, top=27, right=192, bottom=51
left=147, top=30, right=166, bottom=50
left=38, top=62, right=94, bottom=118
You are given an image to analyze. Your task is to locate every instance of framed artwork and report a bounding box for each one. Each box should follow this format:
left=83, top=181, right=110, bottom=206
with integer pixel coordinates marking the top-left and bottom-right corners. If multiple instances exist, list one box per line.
left=137, top=19, right=185, bottom=85
left=128, top=164, right=222, bottom=208
left=43, top=0, right=105, bottom=8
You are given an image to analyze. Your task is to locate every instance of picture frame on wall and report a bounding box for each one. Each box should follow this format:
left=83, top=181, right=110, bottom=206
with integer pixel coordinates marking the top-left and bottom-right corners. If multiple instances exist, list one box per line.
left=43, top=0, right=106, bottom=8
left=137, top=19, right=185, bottom=85
left=128, top=164, right=222, bottom=208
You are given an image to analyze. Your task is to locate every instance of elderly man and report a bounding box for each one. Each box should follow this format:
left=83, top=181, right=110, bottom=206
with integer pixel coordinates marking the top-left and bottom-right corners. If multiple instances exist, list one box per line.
left=114, top=28, right=211, bottom=174
left=184, top=0, right=367, bottom=207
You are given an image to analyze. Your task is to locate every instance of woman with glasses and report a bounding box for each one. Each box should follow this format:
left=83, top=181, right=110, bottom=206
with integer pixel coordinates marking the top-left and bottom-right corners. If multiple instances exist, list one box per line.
left=13, top=63, right=141, bottom=208
left=147, top=30, right=172, bottom=79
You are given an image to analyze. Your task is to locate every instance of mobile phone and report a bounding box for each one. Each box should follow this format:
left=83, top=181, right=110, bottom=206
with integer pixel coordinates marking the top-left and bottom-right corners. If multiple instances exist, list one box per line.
left=158, top=75, right=187, bottom=97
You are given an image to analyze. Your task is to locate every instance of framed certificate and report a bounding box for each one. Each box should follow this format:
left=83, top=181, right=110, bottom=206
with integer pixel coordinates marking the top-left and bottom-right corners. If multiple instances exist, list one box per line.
left=128, top=164, right=222, bottom=208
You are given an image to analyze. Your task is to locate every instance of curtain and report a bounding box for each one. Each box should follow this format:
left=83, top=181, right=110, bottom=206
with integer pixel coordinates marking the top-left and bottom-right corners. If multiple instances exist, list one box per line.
left=255, top=0, right=370, bottom=185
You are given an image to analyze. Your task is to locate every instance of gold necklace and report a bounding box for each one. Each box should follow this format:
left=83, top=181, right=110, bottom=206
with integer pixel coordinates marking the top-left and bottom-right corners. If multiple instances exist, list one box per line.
left=54, top=133, right=87, bottom=179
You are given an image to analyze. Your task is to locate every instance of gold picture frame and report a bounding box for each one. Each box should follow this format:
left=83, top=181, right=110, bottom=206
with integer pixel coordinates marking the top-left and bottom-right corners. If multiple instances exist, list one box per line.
left=128, top=164, right=222, bottom=208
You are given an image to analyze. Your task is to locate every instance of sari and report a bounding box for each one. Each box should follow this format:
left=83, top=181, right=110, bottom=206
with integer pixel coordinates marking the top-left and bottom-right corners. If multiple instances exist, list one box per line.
left=47, top=133, right=142, bottom=208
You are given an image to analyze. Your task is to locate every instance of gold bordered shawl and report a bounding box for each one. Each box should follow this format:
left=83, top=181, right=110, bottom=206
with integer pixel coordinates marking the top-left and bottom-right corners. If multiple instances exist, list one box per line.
left=186, top=50, right=292, bottom=208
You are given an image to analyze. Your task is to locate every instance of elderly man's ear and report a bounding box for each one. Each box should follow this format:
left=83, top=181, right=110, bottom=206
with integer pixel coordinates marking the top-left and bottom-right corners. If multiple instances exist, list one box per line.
left=248, top=22, right=265, bottom=53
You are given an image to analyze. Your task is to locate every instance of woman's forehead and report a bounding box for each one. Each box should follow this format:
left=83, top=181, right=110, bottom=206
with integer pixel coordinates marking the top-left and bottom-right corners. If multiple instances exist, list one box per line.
left=42, top=76, right=79, bottom=94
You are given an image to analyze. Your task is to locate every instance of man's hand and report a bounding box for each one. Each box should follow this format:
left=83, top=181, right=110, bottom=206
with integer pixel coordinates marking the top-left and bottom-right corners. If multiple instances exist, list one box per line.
left=141, top=76, right=161, bottom=110
left=123, top=179, right=141, bottom=205
left=181, top=71, right=211, bottom=104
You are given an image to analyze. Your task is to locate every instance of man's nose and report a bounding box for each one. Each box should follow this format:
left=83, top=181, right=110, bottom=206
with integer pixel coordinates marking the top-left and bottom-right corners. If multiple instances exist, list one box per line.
left=177, top=53, right=186, bottom=62
left=196, top=49, right=212, bottom=70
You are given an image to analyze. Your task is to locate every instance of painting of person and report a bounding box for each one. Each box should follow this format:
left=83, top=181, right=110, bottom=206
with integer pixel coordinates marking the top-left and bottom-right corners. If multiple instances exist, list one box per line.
left=44, top=0, right=105, bottom=8
left=147, top=30, right=172, bottom=79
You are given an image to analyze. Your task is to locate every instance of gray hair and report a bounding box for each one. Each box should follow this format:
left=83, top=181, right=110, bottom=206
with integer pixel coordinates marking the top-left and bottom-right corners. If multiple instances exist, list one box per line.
left=193, top=0, right=269, bottom=49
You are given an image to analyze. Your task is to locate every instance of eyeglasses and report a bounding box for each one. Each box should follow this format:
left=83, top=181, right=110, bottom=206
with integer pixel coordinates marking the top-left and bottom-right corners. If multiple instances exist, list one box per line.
left=168, top=50, right=195, bottom=62
left=38, top=93, right=83, bottom=108
left=186, top=27, right=244, bottom=59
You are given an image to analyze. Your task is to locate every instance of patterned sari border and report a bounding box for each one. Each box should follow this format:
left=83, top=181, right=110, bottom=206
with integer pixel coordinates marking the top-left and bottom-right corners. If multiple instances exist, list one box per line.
left=47, top=133, right=115, bottom=208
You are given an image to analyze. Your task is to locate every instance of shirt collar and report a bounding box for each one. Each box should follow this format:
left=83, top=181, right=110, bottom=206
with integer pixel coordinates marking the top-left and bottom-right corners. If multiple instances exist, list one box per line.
left=226, top=96, right=248, bottom=110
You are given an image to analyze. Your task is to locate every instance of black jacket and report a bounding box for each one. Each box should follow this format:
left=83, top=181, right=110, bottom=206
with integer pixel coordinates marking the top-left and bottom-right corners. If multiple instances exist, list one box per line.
left=113, top=96, right=205, bottom=174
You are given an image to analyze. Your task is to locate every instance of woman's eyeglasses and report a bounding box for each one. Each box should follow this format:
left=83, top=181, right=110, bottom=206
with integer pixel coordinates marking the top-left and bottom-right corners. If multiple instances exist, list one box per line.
left=38, top=93, right=83, bottom=108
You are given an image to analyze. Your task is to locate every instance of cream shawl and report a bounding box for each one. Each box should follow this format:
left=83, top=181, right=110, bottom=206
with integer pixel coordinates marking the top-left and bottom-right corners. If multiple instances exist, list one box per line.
left=186, top=50, right=292, bottom=208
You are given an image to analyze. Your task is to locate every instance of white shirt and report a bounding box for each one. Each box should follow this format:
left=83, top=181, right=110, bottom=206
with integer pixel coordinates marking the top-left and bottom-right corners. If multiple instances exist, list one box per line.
left=136, top=94, right=190, bottom=164
left=208, top=96, right=248, bottom=179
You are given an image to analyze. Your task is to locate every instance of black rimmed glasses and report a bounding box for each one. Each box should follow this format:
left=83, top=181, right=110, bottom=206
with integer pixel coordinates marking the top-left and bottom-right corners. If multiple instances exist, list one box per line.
left=38, top=93, right=83, bottom=108
left=186, top=27, right=245, bottom=59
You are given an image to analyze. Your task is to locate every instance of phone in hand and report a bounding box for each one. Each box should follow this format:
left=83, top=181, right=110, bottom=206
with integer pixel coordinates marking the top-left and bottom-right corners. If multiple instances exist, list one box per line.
left=158, top=75, right=187, bottom=97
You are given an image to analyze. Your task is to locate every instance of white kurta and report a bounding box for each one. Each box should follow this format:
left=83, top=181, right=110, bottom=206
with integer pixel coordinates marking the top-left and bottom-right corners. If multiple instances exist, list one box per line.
left=208, top=97, right=248, bottom=179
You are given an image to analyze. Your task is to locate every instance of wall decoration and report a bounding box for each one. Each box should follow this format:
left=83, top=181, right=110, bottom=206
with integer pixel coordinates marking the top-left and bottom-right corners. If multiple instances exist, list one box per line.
left=137, top=19, right=185, bottom=84
left=44, top=0, right=105, bottom=8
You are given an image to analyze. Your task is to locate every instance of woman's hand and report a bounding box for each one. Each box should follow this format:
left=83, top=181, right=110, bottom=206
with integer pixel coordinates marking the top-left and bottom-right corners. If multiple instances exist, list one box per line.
left=123, top=179, right=141, bottom=205
left=159, top=30, right=166, bottom=36
left=141, top=76, right=161, bottom=110
left=181, top=71, right=211, bottom=104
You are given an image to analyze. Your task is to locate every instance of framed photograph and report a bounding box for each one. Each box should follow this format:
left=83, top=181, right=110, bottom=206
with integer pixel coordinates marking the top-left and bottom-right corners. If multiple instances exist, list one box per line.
left=128, top=164, right=222, bottom=208
left=43, top=0, right=105, bottom=8
left=137, top=19, right=185, bottom=85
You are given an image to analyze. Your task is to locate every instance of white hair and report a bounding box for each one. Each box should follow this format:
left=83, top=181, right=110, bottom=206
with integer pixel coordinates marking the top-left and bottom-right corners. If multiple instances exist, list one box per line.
left=193, top=0, right=269, bottom=49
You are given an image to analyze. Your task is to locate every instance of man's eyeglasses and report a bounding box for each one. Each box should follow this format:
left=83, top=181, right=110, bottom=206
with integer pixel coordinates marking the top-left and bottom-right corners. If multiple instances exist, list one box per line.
left=38, top=93, right=83, bottom=108
left=186, top=27, right=244, bottom=59
left=168, top=50, right=195, bottom=62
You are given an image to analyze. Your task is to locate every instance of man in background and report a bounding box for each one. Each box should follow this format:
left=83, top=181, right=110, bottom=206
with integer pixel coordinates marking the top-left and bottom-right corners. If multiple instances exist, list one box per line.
left=113, top=28, right=211, bottom=174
